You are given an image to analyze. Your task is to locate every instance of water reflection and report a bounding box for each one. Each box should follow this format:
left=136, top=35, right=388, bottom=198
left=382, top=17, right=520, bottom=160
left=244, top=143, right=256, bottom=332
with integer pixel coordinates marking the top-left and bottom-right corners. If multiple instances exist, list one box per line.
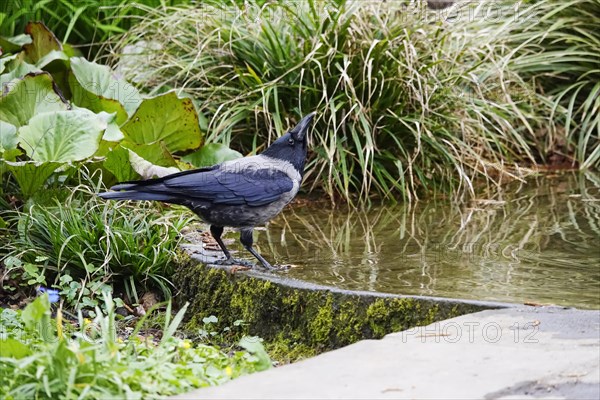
left=253, top=172, right=600, bottom=309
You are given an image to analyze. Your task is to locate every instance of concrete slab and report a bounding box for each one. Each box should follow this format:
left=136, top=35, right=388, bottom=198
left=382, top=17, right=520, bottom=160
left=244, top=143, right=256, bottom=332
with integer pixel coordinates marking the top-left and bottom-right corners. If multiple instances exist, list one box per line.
left=174, top=306, right=600, bottom=400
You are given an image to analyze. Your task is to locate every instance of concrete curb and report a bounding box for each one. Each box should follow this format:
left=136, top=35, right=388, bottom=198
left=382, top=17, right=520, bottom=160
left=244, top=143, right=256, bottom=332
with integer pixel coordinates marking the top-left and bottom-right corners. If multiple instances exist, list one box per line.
left=174, top=306, right=600, bottom=400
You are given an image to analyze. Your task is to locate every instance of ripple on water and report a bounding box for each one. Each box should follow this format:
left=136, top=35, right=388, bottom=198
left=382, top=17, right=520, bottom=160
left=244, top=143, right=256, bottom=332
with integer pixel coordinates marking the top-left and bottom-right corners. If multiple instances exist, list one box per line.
left=250, top=173, right=600, bottom=309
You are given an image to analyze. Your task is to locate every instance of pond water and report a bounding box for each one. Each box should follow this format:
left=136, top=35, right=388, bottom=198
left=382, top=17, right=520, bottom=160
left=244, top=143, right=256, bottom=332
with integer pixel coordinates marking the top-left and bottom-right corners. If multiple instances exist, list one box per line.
left=249, top=172, right=600, bottom=309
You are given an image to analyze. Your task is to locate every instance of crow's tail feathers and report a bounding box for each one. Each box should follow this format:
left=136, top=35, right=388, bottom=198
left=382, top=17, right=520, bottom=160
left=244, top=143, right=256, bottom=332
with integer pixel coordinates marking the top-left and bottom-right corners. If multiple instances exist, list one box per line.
left=97, top=190, right=175, bottom=202
left=98, top=182, right=176, bottom=203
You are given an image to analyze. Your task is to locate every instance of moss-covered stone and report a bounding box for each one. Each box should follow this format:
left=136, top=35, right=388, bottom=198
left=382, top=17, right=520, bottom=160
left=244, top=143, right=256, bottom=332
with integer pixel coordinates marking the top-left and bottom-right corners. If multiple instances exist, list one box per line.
left=173, top=258, right=496, bottom=360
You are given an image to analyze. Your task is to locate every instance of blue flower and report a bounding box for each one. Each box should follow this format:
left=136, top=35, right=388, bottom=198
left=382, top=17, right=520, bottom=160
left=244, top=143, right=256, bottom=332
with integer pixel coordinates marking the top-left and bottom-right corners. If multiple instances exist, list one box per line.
left=38, top=287, right=60, bottom=303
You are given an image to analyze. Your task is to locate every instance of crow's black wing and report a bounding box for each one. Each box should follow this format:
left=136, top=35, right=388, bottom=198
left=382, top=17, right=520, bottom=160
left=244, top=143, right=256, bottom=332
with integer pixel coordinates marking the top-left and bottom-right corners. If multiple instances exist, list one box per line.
left=162, top=168, right=294, bottom=207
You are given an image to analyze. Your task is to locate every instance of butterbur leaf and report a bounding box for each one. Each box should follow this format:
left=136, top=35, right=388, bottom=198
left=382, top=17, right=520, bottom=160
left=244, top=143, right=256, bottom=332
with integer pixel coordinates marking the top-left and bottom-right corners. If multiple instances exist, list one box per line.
left=122, top=141, right=178, bottom=167
left=23, top=22, right=62, bottom=64
left=4, top=160, right=61, bottom=197
left=0, top=60, right=42, bottom=88
left=129, top=150, right=179, bottom=179
left=0, top=53, right=18, bottom=74
left=35, top=49, right=69, bottom=69
left=18, top=109, right=112, bottom=162
left=121, top=91, right=203, bottom=153
left=62, top=43, right=82, bottom=58
left=69, top=57, right=141, bottom=123
left=103, top=145, right=139, bottom=182
left=182, top=143, right=242, bottom=168
left=104, top=141, right=179, bottom=181
left=95, top=109, right=124, bottom=142
left=0, top=34, right=33, bottom=54
left=102, top=121, right=125, bottom=142
left=0, top=120, right=18, bottom=153
left=0, top=72, right=69, bottom=128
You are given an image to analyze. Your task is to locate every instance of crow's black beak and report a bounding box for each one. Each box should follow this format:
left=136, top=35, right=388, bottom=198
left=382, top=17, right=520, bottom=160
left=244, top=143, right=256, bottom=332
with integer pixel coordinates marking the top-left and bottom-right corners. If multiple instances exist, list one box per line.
left=292, top=112, right=316, bottom=141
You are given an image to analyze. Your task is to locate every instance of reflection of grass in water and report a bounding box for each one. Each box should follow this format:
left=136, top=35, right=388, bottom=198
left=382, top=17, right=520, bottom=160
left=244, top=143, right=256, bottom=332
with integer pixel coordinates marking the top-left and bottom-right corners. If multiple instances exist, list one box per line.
left=265, top=172, right=600, bottom=305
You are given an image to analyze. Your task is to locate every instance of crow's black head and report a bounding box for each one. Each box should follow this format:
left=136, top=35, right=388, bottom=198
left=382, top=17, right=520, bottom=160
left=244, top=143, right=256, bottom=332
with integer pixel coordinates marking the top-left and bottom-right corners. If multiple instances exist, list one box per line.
left=261, top=112, right=316, bottom=174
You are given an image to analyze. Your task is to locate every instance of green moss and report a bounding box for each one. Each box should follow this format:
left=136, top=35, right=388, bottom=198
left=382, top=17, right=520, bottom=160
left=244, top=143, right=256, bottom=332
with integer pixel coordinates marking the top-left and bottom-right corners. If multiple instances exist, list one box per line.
left=266, top=333, right=317, bottom=363
left=173, top=260, right=494, bottom=362
left=308, top=294, right=334, bottom=344
left=366, top=298, right=423, bottom=337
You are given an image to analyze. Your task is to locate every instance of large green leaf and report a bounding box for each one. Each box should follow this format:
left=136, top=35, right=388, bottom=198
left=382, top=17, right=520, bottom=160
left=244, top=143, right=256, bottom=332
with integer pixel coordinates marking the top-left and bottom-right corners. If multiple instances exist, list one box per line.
left=122, top=141, right=178, bottom=167
left=35, top=49, right=69, bottom=69
left=0, top=72, right=69, bottom=127
left=104, top=145, right=139, bottom=182
left=18, top=109, right=113, bottom=162
left=69, top=57, right=141, bottom=124
left=0, top=34, right=32, bottom=54
left=0, top=120, right=18, bottom=153
left=182, top=143, right=242, bottom=167
left=4, top=160, right=62, bottom=198
left=0, top=59, right=42, bottom=88
left=121, top=91, right=203, bottom=153
left=0, top=120, right=21, bottom=162
left=23, top=22, right=62, bottom=64
left=0, top=53, right=18, bottom=74
left=129, top=150, right=179, bottom=179
left=104, top=142, right=178, bottom=182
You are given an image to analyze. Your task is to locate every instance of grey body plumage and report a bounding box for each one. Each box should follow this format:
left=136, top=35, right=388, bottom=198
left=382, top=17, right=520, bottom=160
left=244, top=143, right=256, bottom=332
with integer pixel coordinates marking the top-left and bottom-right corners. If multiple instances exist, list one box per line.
left=98, top=112, right=316, bottom=270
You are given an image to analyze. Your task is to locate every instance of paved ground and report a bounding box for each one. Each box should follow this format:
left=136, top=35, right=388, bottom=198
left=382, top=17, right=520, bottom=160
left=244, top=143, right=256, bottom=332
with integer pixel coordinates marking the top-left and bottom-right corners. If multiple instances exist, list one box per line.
left=174, top=306, right=599, bottom=400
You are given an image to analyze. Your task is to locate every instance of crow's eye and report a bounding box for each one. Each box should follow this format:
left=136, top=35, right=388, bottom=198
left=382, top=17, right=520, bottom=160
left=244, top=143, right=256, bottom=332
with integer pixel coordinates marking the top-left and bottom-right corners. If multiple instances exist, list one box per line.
left=288, top=138, right=295, bottom=145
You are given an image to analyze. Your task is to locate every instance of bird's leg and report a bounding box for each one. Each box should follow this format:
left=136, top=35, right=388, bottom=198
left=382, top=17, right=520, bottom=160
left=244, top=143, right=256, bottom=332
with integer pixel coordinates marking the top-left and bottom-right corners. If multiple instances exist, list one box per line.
left=210, top=225, right=254, bottom=267
left=210, top=225, right=231, bottom=259
left=239, top=228, right=277, bottom=270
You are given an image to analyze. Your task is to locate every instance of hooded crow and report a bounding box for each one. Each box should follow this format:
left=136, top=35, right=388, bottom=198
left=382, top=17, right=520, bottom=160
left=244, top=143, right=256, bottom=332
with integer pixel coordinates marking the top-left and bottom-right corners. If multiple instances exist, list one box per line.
left=98, top=112, right=316, bottom=270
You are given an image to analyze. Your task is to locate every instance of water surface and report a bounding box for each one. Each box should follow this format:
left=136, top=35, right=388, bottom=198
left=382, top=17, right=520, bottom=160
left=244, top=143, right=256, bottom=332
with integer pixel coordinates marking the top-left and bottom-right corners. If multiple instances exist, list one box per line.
left=246, top=173, right=600, bottom=309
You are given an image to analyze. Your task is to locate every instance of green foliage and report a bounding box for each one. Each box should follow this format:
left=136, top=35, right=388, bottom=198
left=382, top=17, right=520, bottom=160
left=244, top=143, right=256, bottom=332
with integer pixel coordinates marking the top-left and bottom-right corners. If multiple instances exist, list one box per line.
left=0, top=292, right=272, bottom=399
left=182, top=143, right=243, bottom=168
left=0, top=0, right=193, bottom=54
left=109, top=0, right=597, bottom=203
left=3, top=184, right=193, bottom=307
left=4, top=161, right=62, bottom=198
left=69, top=56, right=141, bottom=122
left=0, top=72, right=69, bottom=127
left=0, top=21, right=241, bottom=204
left=19, top=109, right=115, bottom=162
left=121, top=91, right=202, bottom=153
left=0, top=121, right=18, bottom=152
left=503, top=0, right=600, bottom=168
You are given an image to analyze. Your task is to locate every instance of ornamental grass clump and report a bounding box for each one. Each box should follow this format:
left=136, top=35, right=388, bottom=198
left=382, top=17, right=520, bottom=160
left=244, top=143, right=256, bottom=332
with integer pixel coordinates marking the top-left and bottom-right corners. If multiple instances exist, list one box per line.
left=501, top=0, right=600, bottom=169
left=106, top=0, right=593, bottom=203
